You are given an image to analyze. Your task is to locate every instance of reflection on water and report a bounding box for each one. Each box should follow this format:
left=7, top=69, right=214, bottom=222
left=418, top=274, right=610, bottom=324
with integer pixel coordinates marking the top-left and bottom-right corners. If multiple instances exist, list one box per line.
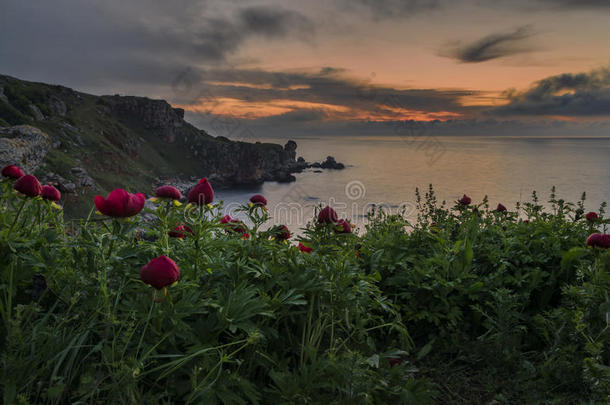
left=217, top=135, right=610, bottom=233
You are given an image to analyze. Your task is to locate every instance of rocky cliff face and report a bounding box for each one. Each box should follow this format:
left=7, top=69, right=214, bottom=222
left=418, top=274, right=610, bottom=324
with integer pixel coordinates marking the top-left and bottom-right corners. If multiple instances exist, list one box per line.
left=0, top=74, right=301, bottom=215
left=0, top=125, right=50, bottom=173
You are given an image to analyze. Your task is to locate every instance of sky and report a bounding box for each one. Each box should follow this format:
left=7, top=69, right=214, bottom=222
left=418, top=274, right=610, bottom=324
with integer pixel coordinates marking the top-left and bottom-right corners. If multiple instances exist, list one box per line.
left=1, top=0, right=609, bottom=137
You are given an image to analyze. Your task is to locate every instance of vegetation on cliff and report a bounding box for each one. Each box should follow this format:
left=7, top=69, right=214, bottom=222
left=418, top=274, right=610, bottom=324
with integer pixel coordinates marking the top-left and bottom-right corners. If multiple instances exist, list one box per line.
left=0, top=74, right=299, bottom=217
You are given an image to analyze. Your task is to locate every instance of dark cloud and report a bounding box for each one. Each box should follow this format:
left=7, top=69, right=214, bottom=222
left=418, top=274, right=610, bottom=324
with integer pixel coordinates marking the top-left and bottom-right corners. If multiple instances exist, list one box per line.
left=440, top=25, right=537, bottom=63
left=340, top=0, right=445, bottom=18
left=490, top=67, right=610, bottom=116
left=239, top=6, right=313, bottom=37
left=343, top=0, right=610, bottom=20
left=0, top=1, right=313, bottom=93
left=172, top=67, right=481, bottom=119
left=537, top=0, right=610, bottom=8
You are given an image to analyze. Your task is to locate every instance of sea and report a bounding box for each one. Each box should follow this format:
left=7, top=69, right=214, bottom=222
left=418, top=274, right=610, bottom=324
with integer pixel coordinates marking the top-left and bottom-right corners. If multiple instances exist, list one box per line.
left=215, top=134, right=610, bottom=234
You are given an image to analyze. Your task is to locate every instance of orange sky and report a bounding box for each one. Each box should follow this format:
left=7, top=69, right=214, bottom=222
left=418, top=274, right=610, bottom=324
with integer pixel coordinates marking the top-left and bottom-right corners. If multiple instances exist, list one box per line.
left=3, top=0, right=608, bottom=124
left=172, top=1, right=610, bottom=122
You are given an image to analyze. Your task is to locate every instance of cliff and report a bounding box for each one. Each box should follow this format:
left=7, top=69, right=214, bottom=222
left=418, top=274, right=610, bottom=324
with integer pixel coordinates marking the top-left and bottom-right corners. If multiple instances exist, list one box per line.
left=0, top=74, right=300, bottom=216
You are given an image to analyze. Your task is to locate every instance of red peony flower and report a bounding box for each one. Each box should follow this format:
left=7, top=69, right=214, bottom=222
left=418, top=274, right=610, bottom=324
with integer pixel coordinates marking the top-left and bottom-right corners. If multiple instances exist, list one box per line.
left=221, top=215, right=247, bottom=234
left=388, top=358, right=403, bottom=367
left=458, top=194, right=471, bottom=205
left=41, top=185, right=61, bottom=201
left=168, top=224, right=193, bottom=238
left=140, top=255, right=180, bottom=290
left=523, top=219, right=530, bottom=223
left=2, top=164, right=24, bottom=179
left=276, top=225, right=291, bottom=240
left=335, top=219, right=352, bottom=234
left=496, top=203, right=507, bottom=212
left=249, top=194, right=267, bottom=206
left=586, top=212, right=599, bottom=222
left=600, top=234, right=610, bottom=249
left=318, top=206, right=338, bottom=224
left=586, top=233, right=603, bottom=247
left=241, top=232, right=250, bottom=239
left=187, top=178, right=214, bottom=205
left=298, top=242, right=313, bottom=253
left=14, top=174, right=42, bottom=197
left=94, top=189, right=145, bottom=218
left=156, top=185, right=182, bottom=200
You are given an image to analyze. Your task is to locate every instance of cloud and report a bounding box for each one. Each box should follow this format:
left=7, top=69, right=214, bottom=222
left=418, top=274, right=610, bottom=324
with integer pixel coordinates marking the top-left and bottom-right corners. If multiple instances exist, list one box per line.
left=342, top=0, right=445, bottom=18
left=537, top=0, right=610, bottom=8
left=440, top=25, right=538, bottom=63
left=490, top=66, right=610, bottom=116
left=0, top=1, right=314, bottom=93
left=239, top=6, right=313, bottom=37
left=173, top=67, right=482, bottom=122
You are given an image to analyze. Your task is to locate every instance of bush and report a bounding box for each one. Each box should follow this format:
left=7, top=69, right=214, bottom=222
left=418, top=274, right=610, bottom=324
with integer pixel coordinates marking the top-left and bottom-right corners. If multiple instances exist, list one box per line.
left=1, top=179, right=609, bottom=404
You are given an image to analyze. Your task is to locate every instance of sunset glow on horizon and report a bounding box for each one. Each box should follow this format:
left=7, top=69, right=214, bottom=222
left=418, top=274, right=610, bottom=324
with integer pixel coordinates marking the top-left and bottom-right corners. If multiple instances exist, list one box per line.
left=1, top=0, right=609, bottom=131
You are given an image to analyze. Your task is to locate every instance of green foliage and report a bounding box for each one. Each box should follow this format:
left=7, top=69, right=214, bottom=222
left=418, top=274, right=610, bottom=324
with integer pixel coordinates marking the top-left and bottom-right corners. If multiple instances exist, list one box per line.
left=1, top=182, right=609, bottom=403
left=0, top=99, right=31, bottom=126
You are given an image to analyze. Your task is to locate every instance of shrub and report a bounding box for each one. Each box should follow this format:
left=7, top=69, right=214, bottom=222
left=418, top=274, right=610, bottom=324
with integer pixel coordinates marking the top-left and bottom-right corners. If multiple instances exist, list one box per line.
left=1, top=181, right=609, bottom=404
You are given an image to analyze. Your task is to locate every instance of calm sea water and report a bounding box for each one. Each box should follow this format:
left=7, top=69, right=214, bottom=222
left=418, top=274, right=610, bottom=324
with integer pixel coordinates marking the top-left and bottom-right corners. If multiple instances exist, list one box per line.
left=216, top=135, right=610, bottom=233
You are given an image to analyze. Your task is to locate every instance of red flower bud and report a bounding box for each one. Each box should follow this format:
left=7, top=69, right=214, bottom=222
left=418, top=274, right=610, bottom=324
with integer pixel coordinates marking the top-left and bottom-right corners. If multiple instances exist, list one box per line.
left=94, top=189, right=145, bottom=218
left=187, top=178, right=214, bottom=205
left=335, top=219, right=352, bottom=234
left=140, top=255, right=180, bottom=290
left=14, top=174, right=42, bottom=197
left=458, top=194, right=471, bottom=205
left=298, top=242, right=313, bottom=253
left=41, top=185, right=61, bottom=201
left=249, top=194, right=267, bottom=206
left=586, top=212, right=599, bottom=222
left=318, top=206, right=338, bottom=224
left=388, top=358, right=403, bottom=367
left=2, top=164, right=24, bottom=179
left=586, top=233, right=603, bottom=248
left=496, top=203, right=507, bottom=212
left=168, top=224, right=193, bottom=238
left=156, top=185, right=182, bottom=200
left=221, top=215, right=247, bottom=234
left=276, top=225, right=291, bottom=240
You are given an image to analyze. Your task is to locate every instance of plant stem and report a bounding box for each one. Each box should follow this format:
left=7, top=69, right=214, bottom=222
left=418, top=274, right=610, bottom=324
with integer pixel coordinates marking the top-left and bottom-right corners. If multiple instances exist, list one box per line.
left=106, top=237, right=115, bottom=260
left=8, top=198, right=27, bottom=233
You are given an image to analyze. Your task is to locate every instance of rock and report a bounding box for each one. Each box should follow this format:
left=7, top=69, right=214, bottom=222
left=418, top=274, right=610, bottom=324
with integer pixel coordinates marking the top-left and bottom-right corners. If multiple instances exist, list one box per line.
left=273, top=170, right=296, bottom=183
left=284, top=140, right=297, bottom=161
left=63, top=182, right=77, bottom=193
left=107, top=95, right=185, bottom=143
left=29, top=104, right=45, bottom=121
left=0, top=85, right=8, bottom=103
left=320, top=156, right=345, bottom=170
left=52, top=140, right=62, bottom=149
left=297, top=156, right=305, bottom=163
left=0, top=125, right=51, bottom=172
left=61, top=122, right=78, bottom=132
left=43, top=172, right=77, bottom=194
left=173, top=108, right=185, bottom=119
left=70, top=167, right=94, bottom=188
left=48, top=96, right=67, bottom=116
